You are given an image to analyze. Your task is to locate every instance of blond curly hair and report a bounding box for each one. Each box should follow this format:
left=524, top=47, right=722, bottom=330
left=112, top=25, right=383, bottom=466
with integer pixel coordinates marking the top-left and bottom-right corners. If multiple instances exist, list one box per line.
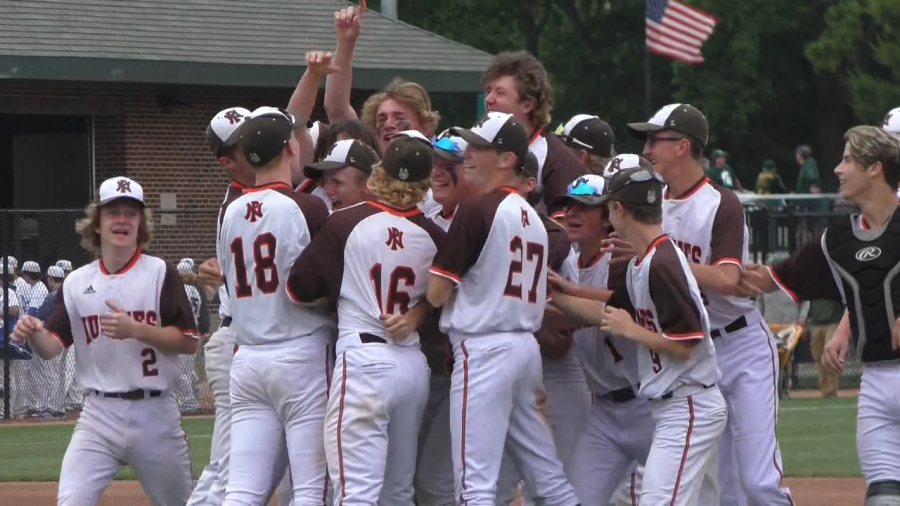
left=361, top=80, right=440, bottom=138
left=366, top=163, right=431, bottom=209
left=75, top=201, right=153, bottom=255
left=482, top=51, right=554, bottom=129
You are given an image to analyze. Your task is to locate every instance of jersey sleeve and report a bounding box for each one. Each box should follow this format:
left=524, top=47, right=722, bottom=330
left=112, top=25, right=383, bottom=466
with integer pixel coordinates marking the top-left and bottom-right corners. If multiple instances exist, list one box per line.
left=430, top=198, right=491, bottom=284
left=542, top=215, right=572, bottom=273
left=287, top=218, right=346, bottom=304
left=160, top=262, right=199, bottom=338
left=44, top=280, right=73, bottom=348
left=606, top=274, right=635, bottom=317
left=709, top=188, right=746, bottom=268
left=293, top=192, right=330, bottom=238
left=649, top=250, right=705, bottom=340
left=769, top=235, right=842, bottom=303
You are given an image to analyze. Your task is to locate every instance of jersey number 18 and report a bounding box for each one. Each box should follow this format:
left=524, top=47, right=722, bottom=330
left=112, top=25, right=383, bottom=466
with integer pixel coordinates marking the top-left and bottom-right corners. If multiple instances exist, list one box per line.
left=230, top=233, right=279, bottom=298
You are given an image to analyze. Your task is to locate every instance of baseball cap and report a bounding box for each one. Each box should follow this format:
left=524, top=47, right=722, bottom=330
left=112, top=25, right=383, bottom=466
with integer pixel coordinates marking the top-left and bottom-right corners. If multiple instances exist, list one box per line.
left=5, top=256, right=16, bottom=270
left=556, top=114, right=616, bottom=158
left=177, top=258, right=195, bottom=275
left=602, top=154, right=655, bottom=181
left=450, top=112, right=529, bottom=169
left=98, top=177, right=144, bottom=207
left=381, top=131, right=434, bottom=183
left=47, top=265, right=65, bottom=279
left=522, top=151, right=539, bottom=179
left=711, top=149, right=727, bottom=159
left=238, top=107, right=296, bottom=168
left=208, top=107, right=252, bottom=156
left=556, top=174, right=608, bottom=208
left=432, top=129, right=468, bottom=164
left=304, top=139, right=380, bottom=178
left=56, top=260, right=72, bottom=272
left=21, top=261, right=40, bottom=274
left=883, top=107, right=900, bottom=134
left=599, top=166, right=665, bottom=207
left=627, top=103, right=709, bottom=147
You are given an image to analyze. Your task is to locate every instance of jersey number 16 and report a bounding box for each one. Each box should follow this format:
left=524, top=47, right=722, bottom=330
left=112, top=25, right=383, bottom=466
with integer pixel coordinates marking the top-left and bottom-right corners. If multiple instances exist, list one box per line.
left=370, top=264, right=416, bottom=315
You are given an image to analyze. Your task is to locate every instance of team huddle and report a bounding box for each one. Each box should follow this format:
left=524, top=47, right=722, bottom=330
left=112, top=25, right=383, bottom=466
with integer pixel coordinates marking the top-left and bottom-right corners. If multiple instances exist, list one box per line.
left=11, top=3, right=900, bottom=505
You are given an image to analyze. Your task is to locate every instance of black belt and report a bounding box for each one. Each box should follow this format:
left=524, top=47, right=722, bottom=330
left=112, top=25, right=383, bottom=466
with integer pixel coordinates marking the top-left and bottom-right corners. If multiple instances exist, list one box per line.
left=359, top=333, right=387, bottom=344
left=606, top=386, right=637, bottom=403
left=92, top=389, right=162, bottom=400
left=660, top=383, right=715, bottom=400
left=710, top=315, right=748, bottom=339
left=221, top=317, right=232, bottom=328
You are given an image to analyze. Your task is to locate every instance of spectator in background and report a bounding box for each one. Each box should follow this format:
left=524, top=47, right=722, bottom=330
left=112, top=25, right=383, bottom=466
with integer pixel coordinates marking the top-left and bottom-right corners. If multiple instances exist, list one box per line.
left=755, top=159, right=787, bottom=195
left=55, top=259, right=73, bottom=277
left=20, top=261, right=48, bottom=314
left=6, top=257, right=30, bottom=302
left=700, top=156, right=710, bottom=170
left=0, top=263, right=20, bottom=327
left=35, top=266, right=64, bottom=320
left=795, top=144, right=820, bottom=193
left=807, top=299, right=844, bottom=398
left=49, top=261, right=80, bottom=411
left=177, top=258, right=203, bottom=415
left=706, top=148, right=743, bottom=190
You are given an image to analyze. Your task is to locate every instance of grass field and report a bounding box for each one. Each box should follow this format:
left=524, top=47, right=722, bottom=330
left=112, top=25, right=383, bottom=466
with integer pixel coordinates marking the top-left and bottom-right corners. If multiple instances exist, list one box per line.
left=0, top=394, right=862, bottom=482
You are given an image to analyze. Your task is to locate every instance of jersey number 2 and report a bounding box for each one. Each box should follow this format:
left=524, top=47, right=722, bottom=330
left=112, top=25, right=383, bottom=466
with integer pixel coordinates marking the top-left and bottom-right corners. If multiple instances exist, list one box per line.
left=230, top=233, right=279, bottom=298
left=142, top=348, right=158, bottom=377
left=504, top=236, right=545, bottom=303
left=370, top=264, right=416, bottom=314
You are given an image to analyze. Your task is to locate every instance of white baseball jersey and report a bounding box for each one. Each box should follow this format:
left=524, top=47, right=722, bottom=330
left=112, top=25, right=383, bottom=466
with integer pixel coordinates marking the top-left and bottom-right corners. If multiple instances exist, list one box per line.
left=570, top=250, right=640, bottom=394
left=418, top=188, right=442, bottom=217
left=219, top=181, right=333, bottom=346
left=288, top=201, right=445, bottom=353
left=0, top=286, right=19, bottom=329
left=430, top=188, right=548, bottom=340
left=607, top=235, right=720, bottom=399
left=662, top=177, right=756, bottom=329
left=44, top=251, right=198, bottom=393
left=216, top=181, right=247, bottom=320
left=24, top=282, right=49, bottom=312
left=295, top=178, right=334, bottom=212
left=425, top=204, right=456, bottom=232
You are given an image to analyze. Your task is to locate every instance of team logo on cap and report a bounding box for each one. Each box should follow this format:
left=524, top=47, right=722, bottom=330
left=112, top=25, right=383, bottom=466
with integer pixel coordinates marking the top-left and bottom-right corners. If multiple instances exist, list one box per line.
left=249, top=153, right=260, bottom=163
left=398, top=168, right=409, bottom=181
left=647, top=190, right=657, bottom=204
left=224, top=110, right=245, bottom=124
left=116, top=180, right=131, bottom=193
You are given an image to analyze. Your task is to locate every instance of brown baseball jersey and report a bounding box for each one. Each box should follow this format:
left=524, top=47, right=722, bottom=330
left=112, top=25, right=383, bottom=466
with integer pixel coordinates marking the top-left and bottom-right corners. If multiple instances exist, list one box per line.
left=530, top=130, right=588, bottom=219
left=215, top=180, right=247, bottom=320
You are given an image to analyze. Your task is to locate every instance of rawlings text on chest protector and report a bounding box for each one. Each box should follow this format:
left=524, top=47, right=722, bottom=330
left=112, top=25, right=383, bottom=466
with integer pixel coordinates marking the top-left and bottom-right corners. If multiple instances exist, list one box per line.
left=824, top=214, right=900, bottom=363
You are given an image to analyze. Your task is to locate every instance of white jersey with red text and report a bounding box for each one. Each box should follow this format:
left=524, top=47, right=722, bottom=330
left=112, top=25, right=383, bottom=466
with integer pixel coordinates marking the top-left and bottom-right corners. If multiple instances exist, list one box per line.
left=219, top=181, right=332, bottom=346
left=44, top=251, right=198, bottom=393
left=430, top=188, right=548, bottom=341
left=614, top=235, right=719, bottom=399
left=661, top=177, right=756, bottom=329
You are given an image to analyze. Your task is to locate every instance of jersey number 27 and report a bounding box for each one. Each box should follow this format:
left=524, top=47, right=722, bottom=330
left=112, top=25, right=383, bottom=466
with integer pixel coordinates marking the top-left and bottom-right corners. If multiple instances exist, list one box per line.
left=503, top=236, right=545, bottom=303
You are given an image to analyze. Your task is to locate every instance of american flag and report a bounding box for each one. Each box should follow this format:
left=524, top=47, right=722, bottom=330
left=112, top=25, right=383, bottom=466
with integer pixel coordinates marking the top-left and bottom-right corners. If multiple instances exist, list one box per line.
left=646, top=0, right=718, bottom=65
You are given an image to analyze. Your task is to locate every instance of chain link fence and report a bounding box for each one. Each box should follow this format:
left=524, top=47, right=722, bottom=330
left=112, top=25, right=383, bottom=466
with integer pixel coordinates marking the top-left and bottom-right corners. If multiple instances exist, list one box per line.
left=0, top=208, right=220, bottom=420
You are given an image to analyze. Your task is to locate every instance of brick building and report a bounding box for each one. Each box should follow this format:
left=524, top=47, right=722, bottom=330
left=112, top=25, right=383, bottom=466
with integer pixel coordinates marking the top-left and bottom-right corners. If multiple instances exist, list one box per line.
left=0, top=0, right=492, bottom=268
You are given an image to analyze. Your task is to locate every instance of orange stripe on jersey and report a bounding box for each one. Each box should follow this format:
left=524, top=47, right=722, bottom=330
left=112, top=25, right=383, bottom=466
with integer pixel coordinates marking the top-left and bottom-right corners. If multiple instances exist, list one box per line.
left=498, top=186, right=517, bottom=194
left=295, top=178, right=314, bottom=194
left=529, top=127, right=544, bottom=145
left=662, top=331, right=705, bottom=340
left=429, top=266, right=461, bottom=283
left=635, top=234, right=669, bottom=267
left=99, top=248, right=142, bottom=275
left=712, top=257, right=742, bottom=267
left=49, top=330, right=70, bottom=349
left=243, top=181, right=292, bottom=194
left=367, top=200, right=422, bottom=218
left=230, top=179, right=249, bottom=190
left=767, top=266, right=799, bottom=302
left=664, top=176, right=709, bottom=200
left=550, top=211, right=565, bottom=220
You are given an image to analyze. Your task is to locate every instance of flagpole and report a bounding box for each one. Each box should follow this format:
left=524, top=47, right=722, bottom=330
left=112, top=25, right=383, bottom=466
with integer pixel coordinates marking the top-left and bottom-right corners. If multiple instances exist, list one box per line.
left=644, top=42, right=652, bottom=118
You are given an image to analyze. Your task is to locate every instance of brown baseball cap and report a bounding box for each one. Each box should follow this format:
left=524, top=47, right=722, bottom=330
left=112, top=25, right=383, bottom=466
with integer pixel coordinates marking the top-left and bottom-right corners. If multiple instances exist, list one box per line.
left=304, top=139, right=381, bottom=179
left=238, top=107, right=296, bottom=168
left=627, top=103, right=709, bottom=147
left=556, top=114, right=616, bottom=158
left=599, top=166, right=665, bottom=207
left=451, top=112, right=529, bottom=170
left=381, top=131, right=434, bottom=182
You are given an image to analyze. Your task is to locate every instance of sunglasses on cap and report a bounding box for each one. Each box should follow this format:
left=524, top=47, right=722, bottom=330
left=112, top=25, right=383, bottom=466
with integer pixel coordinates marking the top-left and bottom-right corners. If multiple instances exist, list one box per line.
left=432, top=135, right=465, bottom=159
left=608, top=168, right=665, bottom=198
left=567, top=176, right=604, bottom=197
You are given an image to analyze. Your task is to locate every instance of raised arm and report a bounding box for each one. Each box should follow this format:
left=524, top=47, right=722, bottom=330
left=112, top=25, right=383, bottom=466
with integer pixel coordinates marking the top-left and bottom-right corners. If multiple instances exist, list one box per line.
left=287, top=51, right=341, bottom=172
left=324, top=2, right=365, bottom=123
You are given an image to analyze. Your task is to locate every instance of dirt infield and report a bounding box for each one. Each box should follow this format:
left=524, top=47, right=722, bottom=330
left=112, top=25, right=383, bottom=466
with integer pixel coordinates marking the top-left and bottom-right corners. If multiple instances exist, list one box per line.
left=0, top=477, right=866, bottom=505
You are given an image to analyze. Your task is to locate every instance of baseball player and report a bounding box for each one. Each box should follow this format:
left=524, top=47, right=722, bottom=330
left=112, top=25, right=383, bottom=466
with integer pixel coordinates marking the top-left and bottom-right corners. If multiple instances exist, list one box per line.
left=427, top=112, right=578, bottom=506
left=189, top=106, right=256, bottom=506
left=219, top=107, right=332, bottom=505
left=627, top=103, right=794, bottom=505
left=12, top=175, right=198, bottom=505
left=742, top=125, right=900, bottom=506
left=288, top=131, right=444, bottom=504
left=550, top=171, right=655, bottom=506
left=556, top=114, right=616, bottom=174
left=20, top=261, right=49, bottom=313
left=553, top=166, right=728, bottom=505
left=304, top=138, right=380, bottom=211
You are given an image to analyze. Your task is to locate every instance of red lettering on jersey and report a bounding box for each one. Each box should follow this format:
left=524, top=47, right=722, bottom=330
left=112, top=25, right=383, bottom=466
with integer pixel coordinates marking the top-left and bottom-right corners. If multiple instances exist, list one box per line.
left=521, top=208, right=530, bottom=227
left=146, top=311, right=157, bottom=326
left=244, top=201, right=264, bottom=222
left=635, top=308, right=659, bottom=333
left=82, top=316, right=100, bottom=344
left=131, top=310, right=145, bottom=323
left=673, top=240, right=702, bottom=264
left=386, top=227, right=405, bottom=251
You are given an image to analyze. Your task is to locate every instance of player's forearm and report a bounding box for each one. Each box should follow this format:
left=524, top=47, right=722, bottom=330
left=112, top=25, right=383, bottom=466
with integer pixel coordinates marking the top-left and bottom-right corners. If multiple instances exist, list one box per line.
left=426, top=275, right=454, bottom=308
left=550, top=293, right=605, bottom=327
left=27, top=330, right=64, bottom=359
left=287, top=69, right=325, bottom=126
left=294, top=126, right=315, bottom=172
left=563, top=284, right=612, bottom=303
left=324, top=40, right=357, bottom=123
left=690, top=263, right=740, bottom=296
left=133, top=325, right=197, bottom=355
left=834, top=310, right=851, bottom=343
left=623, top=326, right=694, bottom=361
left=542, top=305, right=581, bottom=334
left=407, top=300, right=431, bottom=330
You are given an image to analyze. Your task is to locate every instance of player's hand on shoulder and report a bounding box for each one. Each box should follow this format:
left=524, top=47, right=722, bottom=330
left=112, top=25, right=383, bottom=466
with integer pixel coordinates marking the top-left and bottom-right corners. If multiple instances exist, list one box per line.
left=11, top=315, right=42, bottom=343
left=99, top=300, right=137, bottom=340
left=199, top=257, right=225, bottom=288
left=602, top=232, right=635, bottom=265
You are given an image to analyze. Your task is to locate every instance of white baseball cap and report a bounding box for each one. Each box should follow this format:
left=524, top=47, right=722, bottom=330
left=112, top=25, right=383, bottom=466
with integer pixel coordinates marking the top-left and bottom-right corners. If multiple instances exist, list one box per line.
left=21, top=261, right=40, bottom=274
left=208, top=107, right=253, bottom=155
left=177, top=258, right=195, bottom=275
left=883, top=107, right=900, bottom=134
left=603, top=154, right=655, bottom=180
left=56, top=260, right=73, bottom=271
left=98, top=177, right=144, bottom=206
left=5, top=256, right=16, bottom=270
left=47, top=265, right=65, bottom=279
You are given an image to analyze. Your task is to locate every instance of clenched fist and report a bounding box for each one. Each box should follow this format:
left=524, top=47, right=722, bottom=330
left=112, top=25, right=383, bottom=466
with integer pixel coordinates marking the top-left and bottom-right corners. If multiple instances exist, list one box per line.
left=11, top=315, right=44, bottom=344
